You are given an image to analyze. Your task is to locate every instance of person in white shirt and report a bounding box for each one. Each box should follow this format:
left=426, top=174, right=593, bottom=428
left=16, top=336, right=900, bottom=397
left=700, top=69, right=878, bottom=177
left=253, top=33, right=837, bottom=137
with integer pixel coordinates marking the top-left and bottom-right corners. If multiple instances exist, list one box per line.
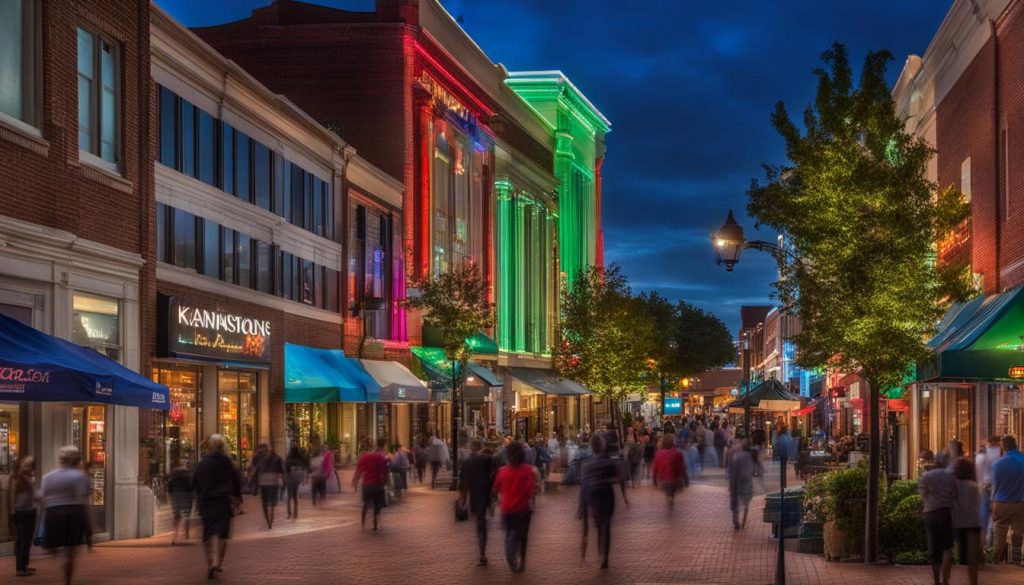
left=40, top=446, right=91, bottom=585
left=975, top=435, right=1002, bottom=546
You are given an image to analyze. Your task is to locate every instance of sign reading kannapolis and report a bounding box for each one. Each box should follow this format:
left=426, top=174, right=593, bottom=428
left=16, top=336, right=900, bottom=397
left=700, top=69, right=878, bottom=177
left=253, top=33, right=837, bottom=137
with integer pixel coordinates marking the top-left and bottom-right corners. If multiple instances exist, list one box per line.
left=159, top=295, right=271, bottom=362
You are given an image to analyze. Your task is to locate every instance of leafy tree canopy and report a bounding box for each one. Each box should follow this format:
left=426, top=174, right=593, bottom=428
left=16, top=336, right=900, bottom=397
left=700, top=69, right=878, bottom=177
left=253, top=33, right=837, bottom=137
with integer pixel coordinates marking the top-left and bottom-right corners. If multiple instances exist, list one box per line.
left=636, top=292, right=736, bottom=384
left=746, top=43, right=972, bottom=392
left=405, top=263, right=495, bottom=367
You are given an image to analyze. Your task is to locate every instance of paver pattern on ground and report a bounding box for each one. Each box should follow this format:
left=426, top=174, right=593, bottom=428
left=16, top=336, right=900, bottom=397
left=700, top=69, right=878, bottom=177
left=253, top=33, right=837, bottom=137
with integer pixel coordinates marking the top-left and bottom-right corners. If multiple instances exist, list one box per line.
left=7, top=464, right=1023, bottom=584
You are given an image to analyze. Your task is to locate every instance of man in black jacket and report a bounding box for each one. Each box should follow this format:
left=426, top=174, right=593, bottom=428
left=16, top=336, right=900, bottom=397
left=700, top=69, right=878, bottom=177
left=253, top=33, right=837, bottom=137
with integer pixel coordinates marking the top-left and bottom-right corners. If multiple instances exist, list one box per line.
left=193, top=434, right=242, bottom=580
left=460, top=438, right=496, bottom=566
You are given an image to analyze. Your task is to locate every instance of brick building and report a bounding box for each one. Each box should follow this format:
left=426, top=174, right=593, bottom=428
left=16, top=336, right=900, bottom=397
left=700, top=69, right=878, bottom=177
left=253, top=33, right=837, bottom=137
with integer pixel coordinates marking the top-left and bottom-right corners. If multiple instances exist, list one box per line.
left=0, top=0, right=156, bottom=543
left=894, top=0, right=1024, bottom=477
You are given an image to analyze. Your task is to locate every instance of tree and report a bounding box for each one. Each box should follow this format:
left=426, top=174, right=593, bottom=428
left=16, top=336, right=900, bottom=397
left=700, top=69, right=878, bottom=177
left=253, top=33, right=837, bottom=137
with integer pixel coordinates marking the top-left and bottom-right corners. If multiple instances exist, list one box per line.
left=747, top=43, right=971, bottom=562
left=554, top=265, right=654, bottom=430
left=405, top=263, right=494, bottom=487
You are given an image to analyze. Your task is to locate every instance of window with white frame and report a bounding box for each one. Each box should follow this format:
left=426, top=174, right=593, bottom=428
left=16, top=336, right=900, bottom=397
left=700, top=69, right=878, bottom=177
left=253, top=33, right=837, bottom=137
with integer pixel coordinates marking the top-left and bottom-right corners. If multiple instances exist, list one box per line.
left=0, top=0, right=39, bottom=128
left=77, top=27, right=119, bottom=166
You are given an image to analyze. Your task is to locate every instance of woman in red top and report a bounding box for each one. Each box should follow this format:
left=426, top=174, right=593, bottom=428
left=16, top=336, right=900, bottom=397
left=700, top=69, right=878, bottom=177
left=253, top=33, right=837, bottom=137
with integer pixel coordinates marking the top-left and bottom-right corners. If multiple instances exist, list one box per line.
left=491, top=442, right=538, bottom=573
left=352, top=438, right=390, bottom=531
left=651, top=433, right=686, bottom=508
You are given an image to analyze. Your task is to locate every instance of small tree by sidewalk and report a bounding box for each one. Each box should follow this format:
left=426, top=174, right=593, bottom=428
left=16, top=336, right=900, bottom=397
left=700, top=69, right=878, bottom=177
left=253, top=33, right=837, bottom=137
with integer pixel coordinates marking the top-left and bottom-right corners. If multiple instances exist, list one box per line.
left=405, top=263, right=494, bottom=487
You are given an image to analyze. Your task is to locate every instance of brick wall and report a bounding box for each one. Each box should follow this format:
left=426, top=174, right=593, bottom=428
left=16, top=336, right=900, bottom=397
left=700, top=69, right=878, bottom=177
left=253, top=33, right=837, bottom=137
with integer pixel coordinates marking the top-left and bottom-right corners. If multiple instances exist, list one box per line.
left=995, top=1, right=1024, bottom=290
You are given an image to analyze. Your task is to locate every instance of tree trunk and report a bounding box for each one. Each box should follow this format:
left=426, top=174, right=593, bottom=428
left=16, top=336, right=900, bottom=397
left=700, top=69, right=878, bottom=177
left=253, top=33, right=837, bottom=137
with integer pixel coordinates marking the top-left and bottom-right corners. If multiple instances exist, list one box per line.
left=864, top=375, right=880, bottom=563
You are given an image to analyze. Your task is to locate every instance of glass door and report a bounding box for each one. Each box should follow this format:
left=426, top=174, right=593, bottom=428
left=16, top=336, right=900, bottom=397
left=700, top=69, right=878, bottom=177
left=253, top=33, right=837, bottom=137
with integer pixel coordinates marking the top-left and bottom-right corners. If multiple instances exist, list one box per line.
left=72, top=405, right=107, bottom=533
left=218, top=370, right=257, bottom=467
left=153, top=367, right=201, bottom=473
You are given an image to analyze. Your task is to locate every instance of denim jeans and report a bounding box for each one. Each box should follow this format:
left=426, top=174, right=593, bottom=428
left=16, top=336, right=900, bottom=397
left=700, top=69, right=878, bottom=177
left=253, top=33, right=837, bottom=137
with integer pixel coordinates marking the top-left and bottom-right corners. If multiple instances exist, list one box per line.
left=502, top=511, right=533, bottom=570
left=14, top=509, right=37, bottom=572
left=474, top=511, right=488, bottom=557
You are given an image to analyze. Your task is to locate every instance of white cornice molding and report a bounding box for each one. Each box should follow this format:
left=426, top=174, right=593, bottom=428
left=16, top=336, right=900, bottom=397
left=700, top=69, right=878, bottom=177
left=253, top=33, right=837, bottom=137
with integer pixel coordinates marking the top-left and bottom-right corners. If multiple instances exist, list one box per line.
left=346, top=156, right=404, bottom=210
left=494, top=143, right=559, bottom=196
left=157, top=263, right=343, bottom=325
left=155, top=164, right=343, bottom=269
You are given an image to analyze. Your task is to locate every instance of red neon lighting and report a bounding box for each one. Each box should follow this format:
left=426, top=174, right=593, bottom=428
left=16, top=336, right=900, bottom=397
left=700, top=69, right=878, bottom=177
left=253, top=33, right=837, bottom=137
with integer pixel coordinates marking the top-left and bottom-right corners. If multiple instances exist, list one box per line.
left=414, top=41, right=495, bottom=118
left=419, top=105, right=431, bottom=279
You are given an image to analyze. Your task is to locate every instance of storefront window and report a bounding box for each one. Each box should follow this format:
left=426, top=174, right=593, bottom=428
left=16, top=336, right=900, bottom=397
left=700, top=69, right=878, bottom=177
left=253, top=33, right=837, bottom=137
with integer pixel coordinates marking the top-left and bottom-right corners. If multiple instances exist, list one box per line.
left=0, top=402, right=21, bottom=473
left=153, top=367, right=200, bottom=472
left=72, top=405, right=106, bottom=533
left=286, top=402, right=328, bottom=451
left=72, top=293, right=120, bottom=362
left=433, top=123, right=451, bottom=274
left=218, top=370, right=257, bottom=467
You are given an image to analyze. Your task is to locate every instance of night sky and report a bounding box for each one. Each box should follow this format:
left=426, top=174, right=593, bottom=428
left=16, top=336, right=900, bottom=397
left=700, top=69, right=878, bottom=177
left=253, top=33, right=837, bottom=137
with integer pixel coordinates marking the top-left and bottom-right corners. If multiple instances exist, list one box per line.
left=158, top=0, right=951, bottom=334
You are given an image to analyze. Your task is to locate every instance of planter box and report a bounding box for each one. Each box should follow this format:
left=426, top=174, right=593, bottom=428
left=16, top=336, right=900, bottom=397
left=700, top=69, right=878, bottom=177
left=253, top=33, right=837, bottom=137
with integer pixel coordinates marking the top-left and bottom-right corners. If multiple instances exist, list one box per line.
left=800, top=521, right=824, bottom=539
left=798, top=536, right=824, bottom=554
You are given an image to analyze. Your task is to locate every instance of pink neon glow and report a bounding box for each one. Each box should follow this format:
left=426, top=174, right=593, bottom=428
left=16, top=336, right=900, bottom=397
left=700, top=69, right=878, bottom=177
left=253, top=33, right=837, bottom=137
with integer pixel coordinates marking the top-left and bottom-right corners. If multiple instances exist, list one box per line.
left=414, top=41, right=496, bottom=118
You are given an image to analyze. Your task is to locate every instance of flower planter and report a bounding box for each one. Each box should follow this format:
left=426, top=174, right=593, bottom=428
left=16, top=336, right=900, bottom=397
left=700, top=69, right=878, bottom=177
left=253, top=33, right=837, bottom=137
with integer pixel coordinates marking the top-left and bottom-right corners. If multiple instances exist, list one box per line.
left=823, top=520, right=846, bottom=562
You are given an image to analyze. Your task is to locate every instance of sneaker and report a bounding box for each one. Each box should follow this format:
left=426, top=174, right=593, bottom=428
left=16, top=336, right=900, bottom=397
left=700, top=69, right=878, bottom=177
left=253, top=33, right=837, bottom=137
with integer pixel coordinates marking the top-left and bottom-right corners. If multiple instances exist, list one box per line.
left=16, top=570, right=32, bottom=577
left=478, top=556, right=488, bottom=566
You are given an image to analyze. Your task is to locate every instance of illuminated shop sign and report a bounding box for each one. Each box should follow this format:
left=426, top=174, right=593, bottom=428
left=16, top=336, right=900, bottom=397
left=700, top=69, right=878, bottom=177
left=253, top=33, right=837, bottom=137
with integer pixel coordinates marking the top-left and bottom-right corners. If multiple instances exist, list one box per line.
left=418, top=72, right=470, bottom=121
left=1009, top=366, right=1024, bottom=379
left=664, top=397, right=682, bottom=415
left=159, top=296, right=271, bottom=363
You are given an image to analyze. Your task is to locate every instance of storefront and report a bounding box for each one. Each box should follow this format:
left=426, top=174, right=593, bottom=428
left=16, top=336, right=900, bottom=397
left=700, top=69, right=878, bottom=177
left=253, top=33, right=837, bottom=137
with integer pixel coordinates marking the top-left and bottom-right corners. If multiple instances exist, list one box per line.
left=410, top=346, right=501, bottom=444
left=508, top=368, right=590, bottom=441
left=152, top=295, right=270, bottom=476
left=360, top=359, right=430, bottom=449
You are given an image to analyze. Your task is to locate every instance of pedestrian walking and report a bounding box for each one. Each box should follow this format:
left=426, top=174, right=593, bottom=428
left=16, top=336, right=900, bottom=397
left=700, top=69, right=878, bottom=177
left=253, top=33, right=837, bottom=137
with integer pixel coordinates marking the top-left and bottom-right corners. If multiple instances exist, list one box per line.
left=283, top=444, right=309, bottom=520
left=40, top=446, right=91, bottom=585
left=919, top=452, right=956, bottom=585
left=167, top=461, right=193, bottom=544
left=625, top=434, right=643, bottom=488
left=728, top=441, right=755, bottom=530
left=991, top=435, right=1024, bottom=564
left=389, top=443, right=410, bottom=498
left=247, top=443, right=267, bottom=496
left=952, top=457, right=981, bottom=585
left=579, top=434, right=629, bottom=569
left=975, top=435, right=1002, bottom=546
left=353, top=438, right=390, bottom=531
left=428, top=433, right=449, bottom=489
left=702, top=424, right=718, bottom=468
left=7, top=455, right=39, bottom=577
left=641, top=433, right=655, bottom=480
left=459, top=438, right=496, bottom=566
left=257, top=444, right=283, bottom=529
left=651, top=433, right=686, bottom=508
left=414, top=437, right=428, bottom=484
left=713, top=422, right=727, bottom=468
left=491, top=441, right=539, bottom=573
left=193, top=435, right=242, bottom=580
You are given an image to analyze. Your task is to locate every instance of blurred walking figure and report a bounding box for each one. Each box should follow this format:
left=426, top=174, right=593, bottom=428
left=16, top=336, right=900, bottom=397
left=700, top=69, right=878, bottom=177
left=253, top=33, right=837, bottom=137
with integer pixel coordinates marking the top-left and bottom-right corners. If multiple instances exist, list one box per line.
left=283, top=444, right=309, bottom=520
left=8, top=455, right=39, bottom=577
left=309, top=440, right=334, bottom=505
left=492, top=441, right=539, bottom=573
left=651, top=433, right=686, bottom=508
left=952, top=457, right=982, bottom=585
left=919, top=452, right=956, bottom=585
left=975, top=435, right=1002, bottom=546
left=460, top=437, right=496, bottom=566
left=167, top=461, right=194, bottom=544
left=728, top=441, right=755, bottom=530
left=625, top=434, right=642, bottom=488
left=353, top=438, right=390, bottom=531
left=428, top=433, right=449, bottom=489
left=991, top=435, right=1024, bottom=564
left=580, top=434, right=629, bottom=569
left=257, top=444, right=284, bottom=529
left=193, top=434, right=242, bottom=580
left=389, top=443, right=410, bottom=498
left=414, top=437, right=428, bottom=484
left=40, top=446, right=91, bottom=585
left=247, top=443, right=267, bottom=496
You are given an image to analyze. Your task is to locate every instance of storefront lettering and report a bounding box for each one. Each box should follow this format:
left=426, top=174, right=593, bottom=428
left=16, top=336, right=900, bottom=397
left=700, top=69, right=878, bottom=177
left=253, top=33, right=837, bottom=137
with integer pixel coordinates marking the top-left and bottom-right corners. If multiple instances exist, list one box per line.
left=162, top=296, right=271, bottom=362
left=0, top=367, right=51, bottom=383
left=419, top=73, right=470, bottom=121
left=177, top=306, right=271, bottom=337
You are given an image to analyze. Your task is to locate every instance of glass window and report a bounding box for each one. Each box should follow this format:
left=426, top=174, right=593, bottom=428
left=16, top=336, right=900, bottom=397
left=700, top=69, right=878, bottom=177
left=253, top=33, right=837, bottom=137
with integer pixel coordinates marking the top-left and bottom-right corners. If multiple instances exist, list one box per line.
left=305, top=173, right=315, bottom=232
left=314, top=264, right=323, bottom=309
left=158, top=86, right=177, bottom=168
left=152, top=367, right=200, bottom=473
left=156, top=202, right=168, bottom=263
left=282, top=162, right=292, bottom=223
left=72, top=293, right=120, bottom=362
left=71, top=405, right=107, bottom=532
left=255, top=240, right=272, bottom=294
left=253, top=142, right=271, bottom=211
left=273, top=152, right=284, bottom=215
left=290, top=164, right=305, bottom=227
left=0, top=402, right=22, bottom=478
left=172, top=208, right=196, bottom=270
left=301, top=258, right=314, bottom=305
left=201, top=218, right=220, bottom=280
left=432, top=124, right=451, bottom=275
left=280, top=251, right=293, bottom=300
left=313, top=177, right=325, bottom=237
left=197, top=109, right=216, bottom=186
left=222, top=227, right=235, bottom=285
left=77, top=28, right=118, bottom=164
left=323, top=181, right=334, bottom=240
left=220, top=123, right=234, bottom=194
left=180, top=100, right=195, bottom=177
left=236, top=232, right=251, bottom=289
left=325, top=267, right=339, bottom=313
left=0, top=0, right=38, bottom=125
left=452, top=140, right=469, bottom=265
left=218, top=371, right=257, bottom=466
left=235, top=130, right=250, bottom=201
left=291, top=254, right=301, bottom=302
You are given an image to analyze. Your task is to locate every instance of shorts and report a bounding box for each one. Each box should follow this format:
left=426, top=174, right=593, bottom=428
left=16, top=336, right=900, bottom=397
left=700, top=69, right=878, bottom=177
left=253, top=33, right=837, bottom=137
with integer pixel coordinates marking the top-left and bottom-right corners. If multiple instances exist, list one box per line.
left=260, top=485, right=280, bottom=507
left=200, top=497, right=234, bottom=541
left=924, top=508, right=954, bottom=564
left=44, top=505, right=89, bottom=549
left=362, top=484, right=385, bottom=512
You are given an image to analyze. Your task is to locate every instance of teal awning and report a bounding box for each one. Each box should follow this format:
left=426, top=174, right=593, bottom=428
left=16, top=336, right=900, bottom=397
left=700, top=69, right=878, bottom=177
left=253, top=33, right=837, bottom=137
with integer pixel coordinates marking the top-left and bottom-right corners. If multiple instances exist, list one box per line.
left=509, top=367, right=589, bottom=396
left=410, top=346, right=459, bottom=388
left=467, top=362, right=502, bottom=387
left=918, top=285, right=1024, bottom=382
left=421, top=326, right=498, bottom=356
left=284, top=343, right=380, bottom=403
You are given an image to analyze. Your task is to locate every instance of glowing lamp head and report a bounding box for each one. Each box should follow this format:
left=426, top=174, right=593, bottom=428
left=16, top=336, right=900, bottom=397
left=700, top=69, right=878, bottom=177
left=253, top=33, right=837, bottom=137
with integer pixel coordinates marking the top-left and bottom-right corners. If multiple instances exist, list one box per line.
left=712, top=210, right=746, bottom=271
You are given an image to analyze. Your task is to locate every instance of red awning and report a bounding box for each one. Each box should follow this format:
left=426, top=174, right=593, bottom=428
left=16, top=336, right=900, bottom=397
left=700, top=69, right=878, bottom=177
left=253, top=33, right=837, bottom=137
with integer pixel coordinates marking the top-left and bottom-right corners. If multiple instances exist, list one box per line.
left=791, top=404, right=816, bottom=416
left=886, top=399, right=909, bottom=412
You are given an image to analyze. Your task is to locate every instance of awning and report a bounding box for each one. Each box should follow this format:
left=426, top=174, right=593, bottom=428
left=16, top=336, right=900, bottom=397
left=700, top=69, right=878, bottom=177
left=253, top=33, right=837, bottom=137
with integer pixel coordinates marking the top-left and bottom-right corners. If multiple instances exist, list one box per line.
left=509, top=367, right=589, bottom=396
left=725, top=379, right=803, bottom=412
left=410, top=346, right=460, bottom=388
left=422, top=325, right=498, bottom=355
left=360, top=359, right=430, bottom=402
left=284, top=343, right=380, bottom=403
left=918, top=285, right=1024, bottom=382
left=467, top=362, right=501, bottom=387
left=0, top=314, right=169, bottom=409
left=887, top=399, right=909, bottom=413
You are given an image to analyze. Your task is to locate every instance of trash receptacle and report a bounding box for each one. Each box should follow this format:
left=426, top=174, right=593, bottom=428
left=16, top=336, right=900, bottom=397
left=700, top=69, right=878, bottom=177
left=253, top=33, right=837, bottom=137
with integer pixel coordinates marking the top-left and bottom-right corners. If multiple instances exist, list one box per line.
left=763, top=487, right=803, bottom=539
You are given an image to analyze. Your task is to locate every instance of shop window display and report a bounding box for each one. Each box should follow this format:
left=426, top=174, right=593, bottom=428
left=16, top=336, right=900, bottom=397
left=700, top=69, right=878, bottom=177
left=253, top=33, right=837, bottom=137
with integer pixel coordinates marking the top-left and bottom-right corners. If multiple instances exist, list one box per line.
left=72, top=405, right=106, bottom=533
left=152, top=367, right=200, bottom=473
left=218, top=371, right=257, bottom=467
left=72, top=293, right=120, bottom=362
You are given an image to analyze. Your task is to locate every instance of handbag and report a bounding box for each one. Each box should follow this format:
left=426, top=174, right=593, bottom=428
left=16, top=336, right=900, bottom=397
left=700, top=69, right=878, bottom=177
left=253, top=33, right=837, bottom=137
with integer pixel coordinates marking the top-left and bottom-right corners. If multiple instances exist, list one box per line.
left=454, top=499, right=469, bottom=522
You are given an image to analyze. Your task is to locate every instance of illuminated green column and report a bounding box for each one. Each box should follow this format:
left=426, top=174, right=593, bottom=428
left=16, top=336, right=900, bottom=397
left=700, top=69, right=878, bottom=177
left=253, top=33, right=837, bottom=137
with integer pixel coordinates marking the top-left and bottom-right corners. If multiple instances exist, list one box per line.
left=514, top=196, right=527, bottom=353
left=495, top=179, right=515, bottom=352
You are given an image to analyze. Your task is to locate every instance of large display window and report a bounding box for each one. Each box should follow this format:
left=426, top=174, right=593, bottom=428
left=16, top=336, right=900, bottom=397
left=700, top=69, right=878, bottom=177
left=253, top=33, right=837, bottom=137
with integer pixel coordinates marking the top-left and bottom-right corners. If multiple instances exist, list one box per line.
left=153, top=367, right=201, bottom=471
left=72, top=405, right=107, bottom=533
left=218, top=370, right=257, bottom=466
left=286, top=402, right=329, bottom=450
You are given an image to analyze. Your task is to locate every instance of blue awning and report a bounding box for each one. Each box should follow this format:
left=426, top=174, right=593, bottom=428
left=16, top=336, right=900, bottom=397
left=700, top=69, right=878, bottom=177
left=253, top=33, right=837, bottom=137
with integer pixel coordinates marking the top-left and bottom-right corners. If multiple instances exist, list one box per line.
left=284, top=343, right=380, bottom=403
left=0, top=314, right=169, bottom=409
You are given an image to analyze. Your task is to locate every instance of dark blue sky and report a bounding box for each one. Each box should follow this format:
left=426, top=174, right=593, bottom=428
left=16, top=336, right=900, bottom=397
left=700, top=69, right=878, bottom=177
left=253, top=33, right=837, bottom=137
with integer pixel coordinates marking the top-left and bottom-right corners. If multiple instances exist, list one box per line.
left=158, top=0, right=951, bottom=334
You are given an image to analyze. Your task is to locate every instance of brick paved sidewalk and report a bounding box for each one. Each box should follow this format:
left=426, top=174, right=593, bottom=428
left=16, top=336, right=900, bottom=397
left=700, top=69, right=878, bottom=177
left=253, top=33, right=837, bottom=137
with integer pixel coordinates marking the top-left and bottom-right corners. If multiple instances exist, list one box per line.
left=6, top=463, right=1022, bottom=585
